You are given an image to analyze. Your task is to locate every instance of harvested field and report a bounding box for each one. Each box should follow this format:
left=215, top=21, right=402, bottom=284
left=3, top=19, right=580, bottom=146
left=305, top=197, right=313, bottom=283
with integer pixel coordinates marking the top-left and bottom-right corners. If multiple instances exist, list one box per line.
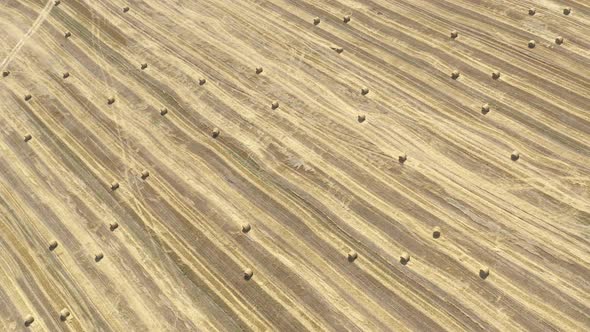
left=1, top=0, right=589, bottom=331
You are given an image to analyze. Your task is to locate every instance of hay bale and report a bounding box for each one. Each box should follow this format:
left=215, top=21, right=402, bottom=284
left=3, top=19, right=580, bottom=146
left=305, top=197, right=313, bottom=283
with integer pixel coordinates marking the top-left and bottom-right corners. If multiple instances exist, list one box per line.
left=343, top=15, right=351, bottom=23
left=450, top=30, right=458, bottom=39
left=555, top=36, right=564, bottom=45
left=357, top=115, right=366, bottom=123
left=24, top=134, right=32, bottom=142
left=400, top=252, right=410, bottom=265
left=64, top=31, right=71, bottom=38
left=243, top=268, right=253, bottom=280
left=528, top=40, right=536, bottom=48
left=511, top=150, right=520, bottom=161
left=563, top=7, right=571, bottom=15
left=481, top=103, right=490, bottom=114
left=451, top=70, right=460, bottom=79
left=211, top=127, right=220, bottom=138
left=123, top=6, right=130, bottom=13
left=54, top=0, right=61, bottom=6
left=528, top=8, right=536, bottom=16
left=361, top=87, right=369, bottom=95
left=49, top=240, right=58, bottom=251
left=2, top=70, right=9, bottom=77
left=109, top=222, right=119, bottom=231
left=332, top=47, right=344, bottom=54
left=479, top=266, right=490, bottom=279
left=140, top=63, right=148, bottom=70
left=62, top=72, right=70, bottom=79
left=242, top=223, right=251, bottom=233
left=398, top=153, right=407, bottom=163
left=160, top=107, right=168, bottom=116
left=59, top=308, right=70, bottom=321
left=141, top=170, right=150, bottom=179
left=24, top=315, right=34, bottom=327
left=255, top=66, right=263, bottom=74
left=199, top=78, right=206, bottom=85
left=313, top=17, right=321, bottom=25
left=492, top=70, right=501, bottom=80
left=271, top=101, right=279, bottom=110
left=95, top=252, right=104, bottom=262
left=432, top=226, right=441, bottom=239
left=107, top=97, right=115, bottom=105
left=110, top=181, right=119, bottom=191
left=24, top=94, right=32, bottom=101
left=347, top=250, right=358, bottom=262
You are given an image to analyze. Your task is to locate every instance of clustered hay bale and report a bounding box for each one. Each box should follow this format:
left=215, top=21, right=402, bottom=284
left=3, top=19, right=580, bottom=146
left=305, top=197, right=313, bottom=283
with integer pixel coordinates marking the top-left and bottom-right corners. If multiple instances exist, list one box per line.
left=451, top=70, right=460, bottom=79
left=59, top=308, right=70, bottom=321
left=243, top=268, right=254, bottom=280
left=361, top=87, right=369, bottom=95
left=141, top=170, right=150, bottom=179
left=95, top=252, right=104, bottom=262
left=343, top=15, right=351, bottom=23
left=109, top=222, right=119, bottom=231
left=64, top=31, right=71, bottom=38
left=511, top=150, right=520, bottom=161
left=255, top=66, right=263, bottom=74
left=528, top=40, right=536, bottom=49
left=24, top=315, right=34, bottom=327
left=450, top=30, right=459, bottom=39
left=199, top=78, right=206, bottom=85
left=479, top=266, right=490, bottom=279
left=481, top=103, right=490, bottom=114
left=211, top=127, right=220, bottom=138
left=242, top=223, right=251, bottom=233
left=24, top=94, right=32, bottom=101
left=400, top=252, right=410, bottom=265
left=555, top=36, right=564, bottom=45
left=432, top=226, right=441, bottom=239
left=160, top=107, right=168, bottom=116
left=49, top=240, right=58, bottom=251
left=347, top=250, right=358, bottom=262
left=2, top=70, right=9, bottom=77
left=271, top=101, right=279, bottom=110
left=528, top=8, right=536, bottom=16
left=123, top=6, right=130, bottom=13
left=140, top=63, right=148, bottom=70
left=107, top=97, right=115, bottom=105
left=492, top=70, right=501, bottom=80
left=110, top=181, right=119, bottom=191
left=357, top=114, right=366, bottom=123
left=563, top=7, right=571, bottom=15
left=62, top=71, right=70, bottom=79
left=24, top=134, right=32, bottom=142
left=398, top=153, right=407, bottom=163
left=313, top=17, right=321, bottom=25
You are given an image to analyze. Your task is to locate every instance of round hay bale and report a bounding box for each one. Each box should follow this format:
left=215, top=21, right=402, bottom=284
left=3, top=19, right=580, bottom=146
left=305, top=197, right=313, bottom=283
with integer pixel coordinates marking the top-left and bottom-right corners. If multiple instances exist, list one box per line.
left=107, top=97, right=115, bottom=105
left=343, top=15, right=351, bottom=23
left=528, top=40, right=536, bottom=48
left=563, top=7, right=571, bottom=15
left=54, top=0, right=61, bottom=6
left=199, top=78, right=206, bottom=85
left=160, top=107, right=168, bottom=116
left=432, top=226, right=441, bottom=239
left=479, top=266, right=490, bottom=279
left=24, top=94, right=32, bottom=101
left=24, top=134, right=32, bottom=142
left=241, top=223, right=251, bottom=233
left=528, top=8, right=536, bottom=16
left=62, top=71, right=70, bottom=79
left=492, top=70, right=501, bottom=80
left=109, top=222, right=119, bottom=231
left=211, top=127, right=220, bottom=138
left=451, top=70, right=460, bottom=79
left=243, top=268, right=253, bottom=280
left=123, top=6, right=130, bottom=13
left=481, top=103, right=490, bottom=114
left=361, top=87, right=369, bottom=95
left=24, top=315, right=34, bottom=327
left=141, top=170, right=150, bottom=179
left=95, top=252, right=104, bottom=262
left=450, top=30, right=458, bottom=39
left=555, top=36, right=564, bottom=45
left=511, top=150, right=520, bottom=161
left=140, top=63, right=148, bottom=70
left=333, top=47, right=344, bottom=54
left=49, top=240, right=58, bottom=251
left=255, top=66, right=263, bottom=74
left=398, top=153, right=407, bottom=163
left=59, top=308, right=70, bottom=321
left=313, top=17, right=321, bottom=25
left=347, top=250, right=358, bottom=262
left=110, top=181, right=119, bottom=191
left=2, top=70, right=9, bottom=77
left=400, top=252, right=410, bottom=265
left=271, top=101, right=279, bottom=110
left=357, top=115, right=366, bottom=123
left=64, top=31, right=71, bottom=38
